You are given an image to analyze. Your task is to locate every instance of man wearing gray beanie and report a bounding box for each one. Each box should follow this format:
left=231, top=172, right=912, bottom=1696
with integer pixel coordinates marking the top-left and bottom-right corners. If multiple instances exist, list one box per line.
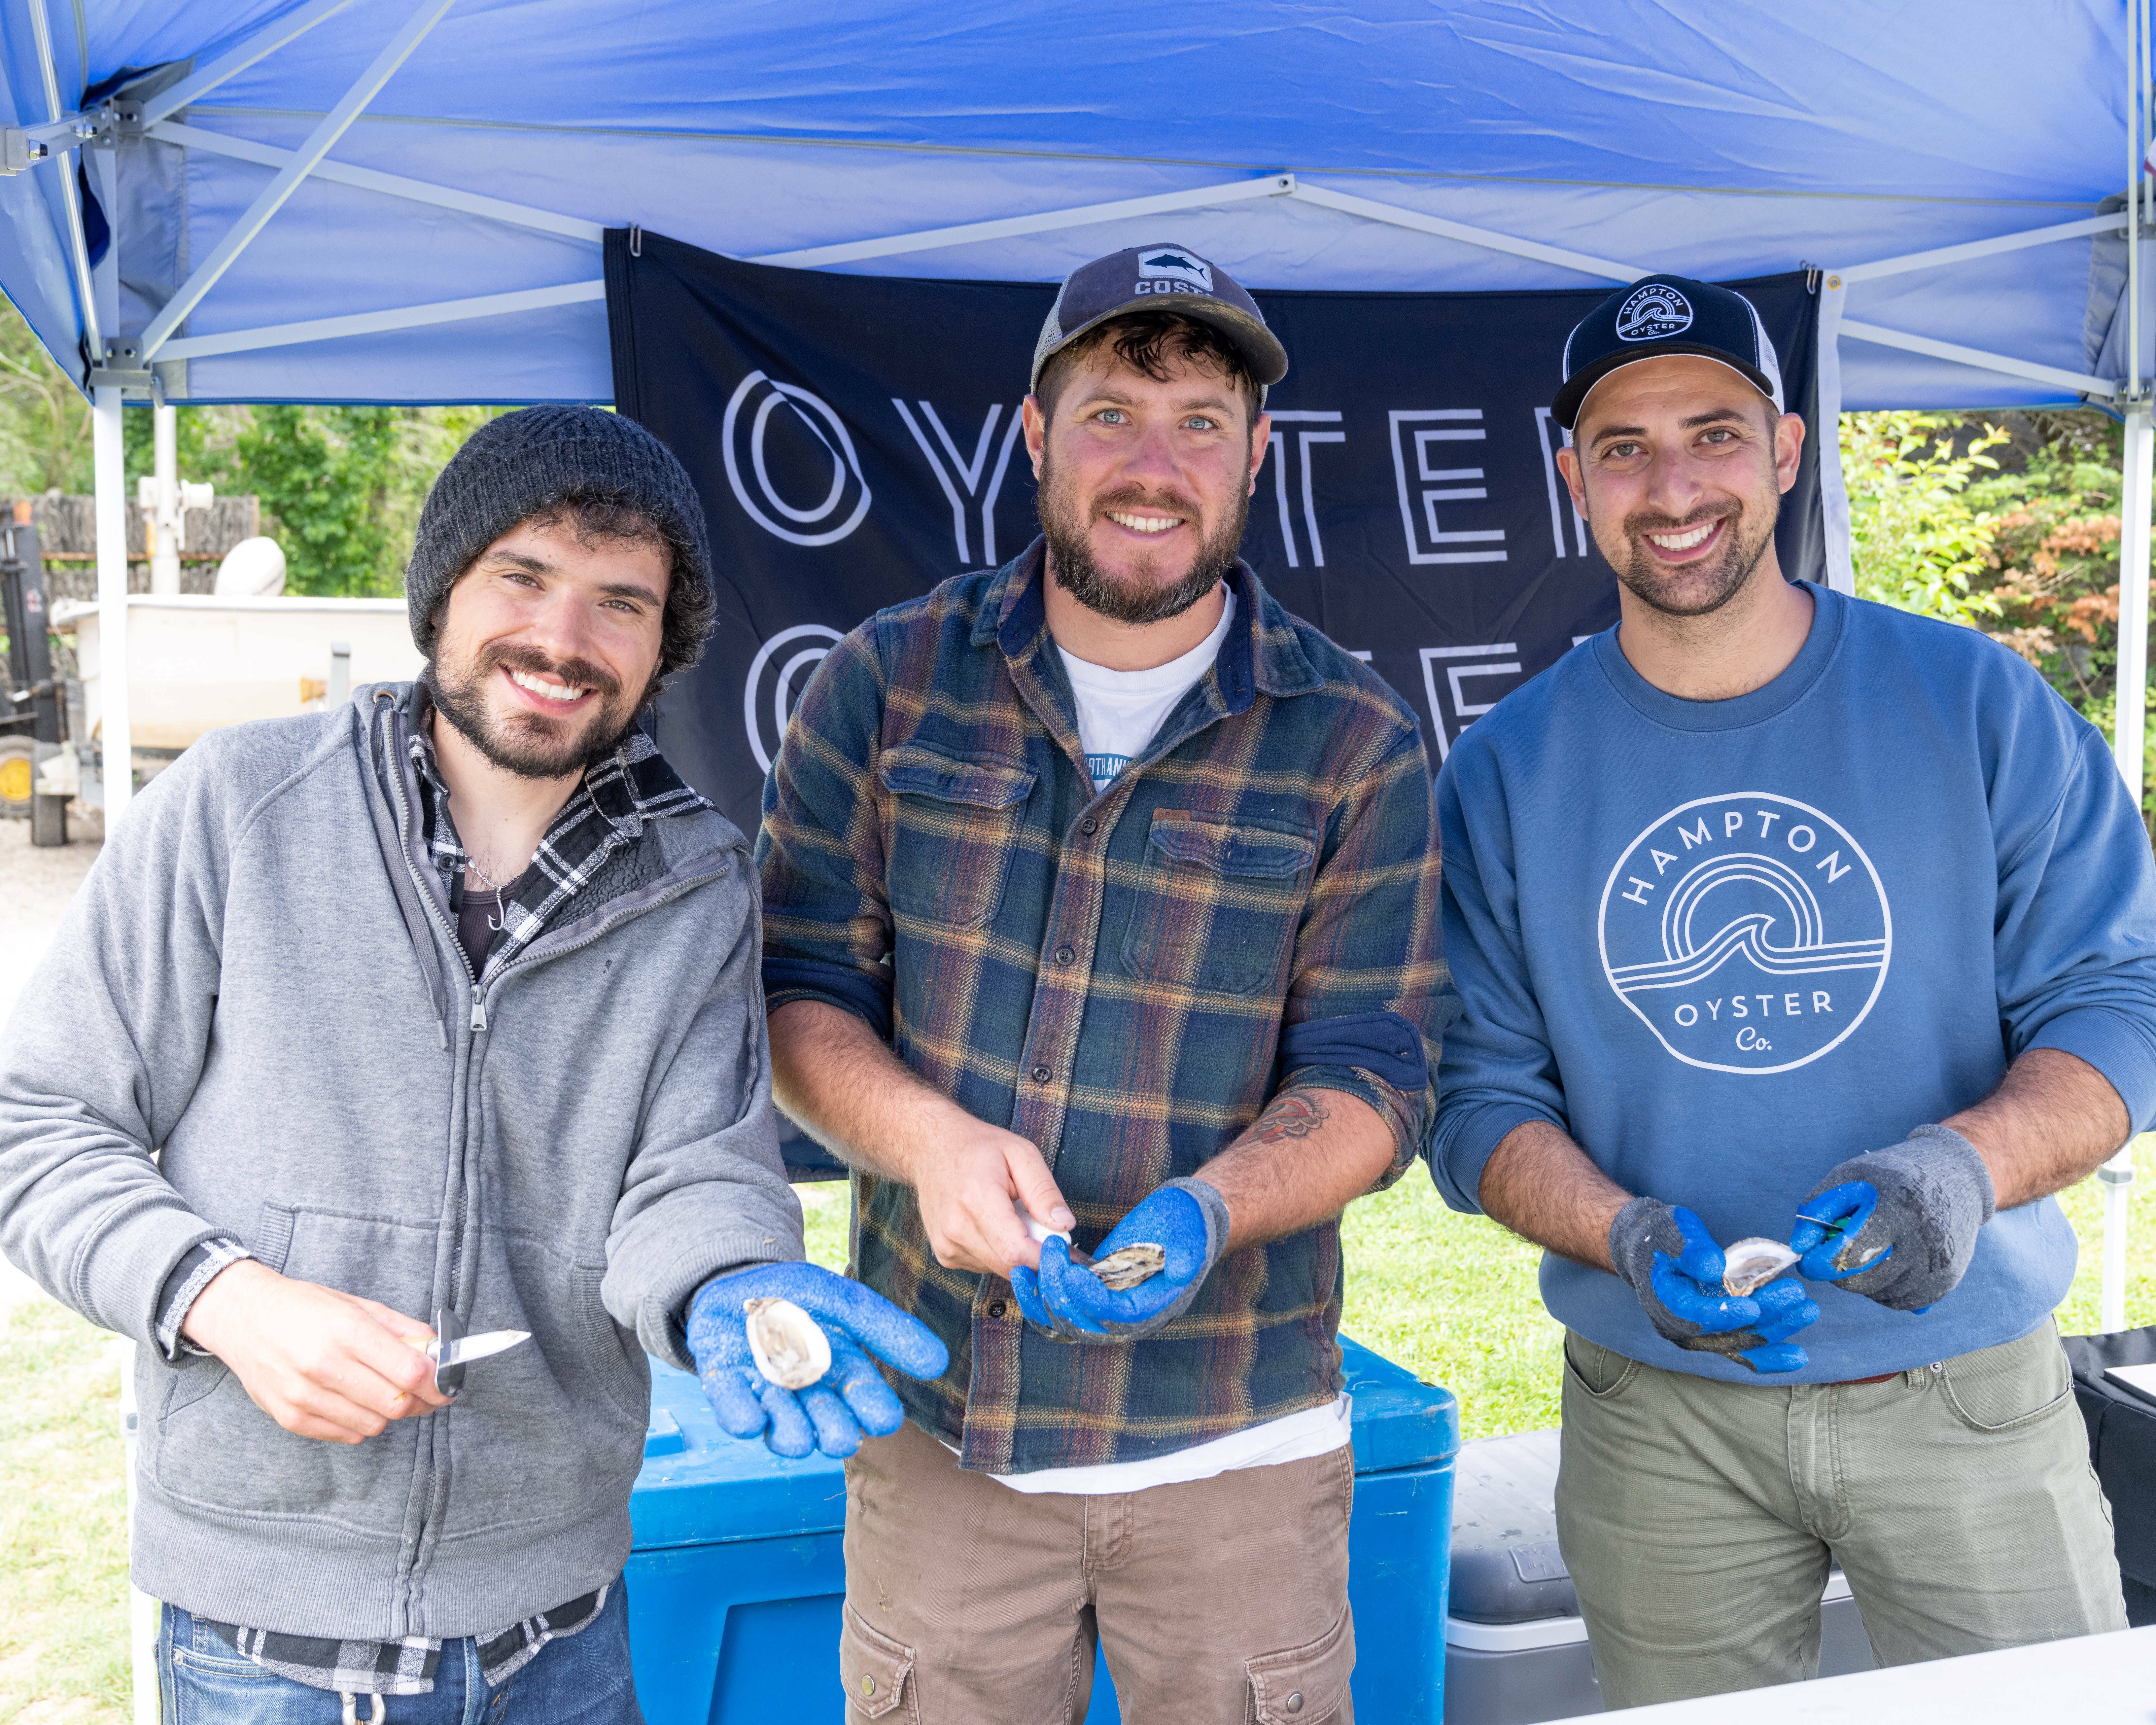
left=0, top=405, right=941, bottom=1722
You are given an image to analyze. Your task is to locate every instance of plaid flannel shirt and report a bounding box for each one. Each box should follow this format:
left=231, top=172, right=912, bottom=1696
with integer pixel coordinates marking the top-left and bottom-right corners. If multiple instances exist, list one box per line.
left=758, top=543, right=1445, bottom=1474
left=150, top=698, right=706, bottom=1694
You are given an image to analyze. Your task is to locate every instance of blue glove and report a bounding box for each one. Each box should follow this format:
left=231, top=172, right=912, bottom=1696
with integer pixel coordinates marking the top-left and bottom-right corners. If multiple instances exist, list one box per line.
left=686, top=1263, right=948, bottom=1459
left=1009, top=1177, right=1229, bottom=1343
left=1790, top=1124, right=1995, bottom=1313
left=1608, top=1198, right=1818, bottom=1374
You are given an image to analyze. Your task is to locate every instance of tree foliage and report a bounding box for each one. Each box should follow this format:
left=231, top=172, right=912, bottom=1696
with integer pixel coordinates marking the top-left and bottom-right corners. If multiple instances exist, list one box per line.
left=1842, top=411, right=2008, bottom=627
left=1842, top=407, right=2154, bottom=828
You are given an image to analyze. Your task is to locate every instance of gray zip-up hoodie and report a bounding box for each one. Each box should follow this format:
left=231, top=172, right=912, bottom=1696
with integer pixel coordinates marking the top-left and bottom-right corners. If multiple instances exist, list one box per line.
left=0, top=684, right=803, bottom=1638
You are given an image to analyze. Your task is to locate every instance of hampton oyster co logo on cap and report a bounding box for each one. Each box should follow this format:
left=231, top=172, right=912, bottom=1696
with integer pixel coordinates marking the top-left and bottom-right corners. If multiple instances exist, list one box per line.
left=1135, top=248, right=1214, bottom=295
left=1614, top=282, right=1695, bottom=342
left=1597, top=792, right=1892, bottom=1075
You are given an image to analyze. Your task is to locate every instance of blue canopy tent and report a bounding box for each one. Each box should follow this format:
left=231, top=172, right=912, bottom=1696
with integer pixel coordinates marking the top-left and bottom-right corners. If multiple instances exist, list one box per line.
left=0, top=0, right=2148, bottom=1318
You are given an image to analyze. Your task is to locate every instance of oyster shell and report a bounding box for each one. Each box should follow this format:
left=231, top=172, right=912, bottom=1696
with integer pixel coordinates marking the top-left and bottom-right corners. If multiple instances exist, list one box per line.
left=1090, top=1243, right=1167, bottom=1291
left=744, top=1296, right=832, bottom=1390
left=1721, top=1237, right=1801, bottom=1298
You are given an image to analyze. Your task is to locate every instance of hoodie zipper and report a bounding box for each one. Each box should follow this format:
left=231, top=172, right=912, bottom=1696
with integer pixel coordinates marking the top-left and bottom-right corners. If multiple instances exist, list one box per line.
left=375, top=700, right=490, bottom=1632
left=372, top=695, right=729, bottom=1628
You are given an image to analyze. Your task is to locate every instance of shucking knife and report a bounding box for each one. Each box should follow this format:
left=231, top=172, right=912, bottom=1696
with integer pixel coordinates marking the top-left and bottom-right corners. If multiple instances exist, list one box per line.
left=410, top=1306, right=531, bottom=1397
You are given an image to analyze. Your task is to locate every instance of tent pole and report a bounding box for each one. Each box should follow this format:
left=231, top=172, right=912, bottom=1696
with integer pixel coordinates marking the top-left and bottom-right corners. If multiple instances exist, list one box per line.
left=2100, top=0, right=2149, bottom=1337
left=2108, top=401, right=2150, bottom=1336
left=149, top=404, right=179, bottom=595
left=93, top=384, right=131, bottom=824
left=1816, top=272, right=1855, bottom=593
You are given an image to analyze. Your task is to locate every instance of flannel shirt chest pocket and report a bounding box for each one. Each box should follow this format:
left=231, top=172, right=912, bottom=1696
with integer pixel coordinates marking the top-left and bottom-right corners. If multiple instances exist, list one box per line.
left=879, top=744, right=1037, bottom=931
left=1120, top=810, right=1317, bottom=995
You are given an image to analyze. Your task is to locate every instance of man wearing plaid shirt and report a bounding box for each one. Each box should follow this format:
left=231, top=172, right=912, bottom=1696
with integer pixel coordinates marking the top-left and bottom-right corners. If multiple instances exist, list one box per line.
left=759, top=245, right=1445, bottom=1723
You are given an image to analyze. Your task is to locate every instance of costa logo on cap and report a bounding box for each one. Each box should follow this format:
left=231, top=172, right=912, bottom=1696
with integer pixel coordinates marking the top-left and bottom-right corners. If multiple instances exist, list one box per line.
left=1030, top=242, right=1289, bottom=398
left=1616, top=283, right=1694, bottom=342
left=1135, top=248, right=1214, bottom=294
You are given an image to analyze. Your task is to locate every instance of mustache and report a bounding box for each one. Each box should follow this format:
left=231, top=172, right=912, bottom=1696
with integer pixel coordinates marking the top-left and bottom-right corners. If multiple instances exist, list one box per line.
left=1620, top=502, right=1739, bottom=539
left=481, top=640, right=621, bottom=701
left=1091, top=484, right=1203, bottom=521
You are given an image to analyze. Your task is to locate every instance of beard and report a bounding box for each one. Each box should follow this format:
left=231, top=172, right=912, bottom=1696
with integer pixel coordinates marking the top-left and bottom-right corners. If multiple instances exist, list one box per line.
left=425, top=638, right=646, bottom=780
left=1598, top=492, right=1780, bottom=620
left=1037, top=452, right=1248, bottom=625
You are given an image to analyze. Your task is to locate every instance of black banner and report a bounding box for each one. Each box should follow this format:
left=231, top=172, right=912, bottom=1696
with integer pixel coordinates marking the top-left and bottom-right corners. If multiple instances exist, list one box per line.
left=607, top=231, right=1822, bottom=835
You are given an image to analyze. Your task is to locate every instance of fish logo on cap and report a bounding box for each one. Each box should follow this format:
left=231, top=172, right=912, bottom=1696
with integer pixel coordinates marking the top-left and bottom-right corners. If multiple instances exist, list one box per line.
left=1136, top=249, right=1213, bottom=292
left=1615, top=283, right=1694, bottom=342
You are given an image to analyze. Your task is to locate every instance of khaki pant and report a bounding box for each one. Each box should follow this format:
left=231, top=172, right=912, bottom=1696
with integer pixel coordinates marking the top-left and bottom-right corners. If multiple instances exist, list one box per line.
left=1556, top=1319, right=2126, bottom=1709
left=839, top=1417, right=1356, bottom=1724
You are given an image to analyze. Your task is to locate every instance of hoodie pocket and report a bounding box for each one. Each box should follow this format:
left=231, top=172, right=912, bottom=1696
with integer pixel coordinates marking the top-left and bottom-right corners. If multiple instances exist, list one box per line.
left=150, top=1207, right=436, bottom=1531
left=435, top=1235, right=650, bottom=1542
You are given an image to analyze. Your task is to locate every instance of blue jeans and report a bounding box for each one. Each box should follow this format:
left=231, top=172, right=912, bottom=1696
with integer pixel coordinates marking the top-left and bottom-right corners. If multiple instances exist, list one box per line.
left=156, top=1583, right=643, bottom=1725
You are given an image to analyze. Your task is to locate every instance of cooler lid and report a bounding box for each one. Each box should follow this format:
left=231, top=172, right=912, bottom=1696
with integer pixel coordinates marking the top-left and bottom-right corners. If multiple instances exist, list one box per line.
left=1447, top=1427, right=1580, bottom=1624
left=631, top=1361, right=850, bottom=1550
left=631, top=1334, right=1459, bottom=1551
left=1340, top=1335, right=1461, bottom=1474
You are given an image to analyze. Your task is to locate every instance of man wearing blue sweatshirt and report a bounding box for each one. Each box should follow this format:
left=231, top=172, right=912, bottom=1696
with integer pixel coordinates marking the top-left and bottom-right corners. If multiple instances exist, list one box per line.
left=1432, top=274, right=2156, bottom=1705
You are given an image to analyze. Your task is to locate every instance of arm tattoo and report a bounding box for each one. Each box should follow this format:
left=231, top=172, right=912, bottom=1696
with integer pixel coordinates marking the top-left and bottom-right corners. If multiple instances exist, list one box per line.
left=1243, top=1091, right=1331, bottom=1147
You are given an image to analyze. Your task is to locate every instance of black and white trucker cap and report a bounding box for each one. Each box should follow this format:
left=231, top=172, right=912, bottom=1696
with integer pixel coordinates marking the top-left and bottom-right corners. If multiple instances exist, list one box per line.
left=1030, top=242, right=1289, bottom=402
left=1554, top=274, right=1785, bottom=431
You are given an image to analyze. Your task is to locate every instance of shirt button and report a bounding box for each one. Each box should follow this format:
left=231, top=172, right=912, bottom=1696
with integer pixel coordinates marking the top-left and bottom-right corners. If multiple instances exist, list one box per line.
left=988, top=1300, right=1007, bottom=1319
left=1054, top=945, right=1075, bottom=965
left=1080, top=816, right=1098, bottom=834
left=1286, top=1694, right=1304, bottom=1713
left=1031, top=1065, right=1052, bottom=1084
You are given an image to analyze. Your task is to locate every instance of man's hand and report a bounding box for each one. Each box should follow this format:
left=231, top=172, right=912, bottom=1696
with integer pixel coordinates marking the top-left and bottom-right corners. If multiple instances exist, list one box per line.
left=1609, top=1199, right=1818, bottom=1374
left=180, top=1259, right=448, bottom=1443
left=767, top=1000, right=1073, bottom=1277
left=1790, top=1124, right=1996, bottom=1312
left=1009, top=1178, right=1228, bottom=1343
left=687, top=1263, right=949, bottom=1459
left=899, top=1114, right=1074, bottom=1278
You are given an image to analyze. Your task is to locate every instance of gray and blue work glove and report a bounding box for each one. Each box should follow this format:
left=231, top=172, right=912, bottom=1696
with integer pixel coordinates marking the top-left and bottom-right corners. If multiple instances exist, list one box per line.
left=686, top=1262, right=948, bottom=1460
left=1789, top=1124, right=1996, bottom=1313
left=1609, top=1198, right=1819, bottom=1374
left=1008, top=1177, right=1230, bottom=1343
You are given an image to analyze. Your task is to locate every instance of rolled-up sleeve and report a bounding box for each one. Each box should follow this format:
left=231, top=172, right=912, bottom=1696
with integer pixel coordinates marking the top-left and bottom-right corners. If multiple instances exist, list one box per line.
left=1426, top=741, right=1569, bottom=1214
left=1996, top=725, right=2156, bottom=1128
left=1276, top=725, right=1450, bottom=1187
left=755, top=623, right=896, bottom=1040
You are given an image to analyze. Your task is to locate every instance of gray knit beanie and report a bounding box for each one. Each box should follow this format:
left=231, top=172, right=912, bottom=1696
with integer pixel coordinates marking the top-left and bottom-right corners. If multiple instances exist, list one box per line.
left=405, top=405, right=715, bottom=676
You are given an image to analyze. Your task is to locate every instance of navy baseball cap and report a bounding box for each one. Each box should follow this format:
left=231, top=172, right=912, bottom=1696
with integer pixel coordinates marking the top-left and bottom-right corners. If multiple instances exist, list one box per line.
left=1031, top=242, right=1289, bottom=403
left=1554, top=274, right=1785, bottom=431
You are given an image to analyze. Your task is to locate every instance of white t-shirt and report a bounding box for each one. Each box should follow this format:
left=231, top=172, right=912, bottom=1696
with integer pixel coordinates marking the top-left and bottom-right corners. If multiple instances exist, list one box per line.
left=981, top=1392, right=1351, bottom=1496
left=1057, top=588, right=1236, bottom=789
left=975, top=590, right=1348, bottom=1495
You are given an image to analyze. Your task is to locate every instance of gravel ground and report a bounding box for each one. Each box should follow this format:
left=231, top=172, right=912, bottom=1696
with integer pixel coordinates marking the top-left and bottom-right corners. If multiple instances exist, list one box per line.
left=0, top=813, right=100, bottom=1314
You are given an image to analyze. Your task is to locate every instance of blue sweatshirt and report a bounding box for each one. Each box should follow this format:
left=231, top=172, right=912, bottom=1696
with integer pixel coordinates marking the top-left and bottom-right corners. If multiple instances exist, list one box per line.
left=1431, top=583, right=2156, bottom=1382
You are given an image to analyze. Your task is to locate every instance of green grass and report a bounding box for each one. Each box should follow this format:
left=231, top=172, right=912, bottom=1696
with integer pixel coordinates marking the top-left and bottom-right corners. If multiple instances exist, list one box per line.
left=0, top=1299, right=131, bottom=1725
left=9, top=1142, right=2155, bottom=1719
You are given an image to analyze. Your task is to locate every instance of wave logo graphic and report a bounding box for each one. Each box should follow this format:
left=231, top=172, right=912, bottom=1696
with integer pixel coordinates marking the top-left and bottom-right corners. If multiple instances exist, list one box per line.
left=1598, top=793, right=1891, bottom=1074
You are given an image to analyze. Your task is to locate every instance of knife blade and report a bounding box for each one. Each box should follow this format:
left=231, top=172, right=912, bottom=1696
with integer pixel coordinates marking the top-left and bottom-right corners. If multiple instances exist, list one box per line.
left=409, top=1308, right=532, bottom=1397
left=430, top=1329, right=531, bottom=1369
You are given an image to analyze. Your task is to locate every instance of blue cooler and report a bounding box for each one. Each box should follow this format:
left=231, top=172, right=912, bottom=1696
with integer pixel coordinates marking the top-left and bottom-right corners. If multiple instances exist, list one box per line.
left=626, top=1336, right=1460, bottom=1721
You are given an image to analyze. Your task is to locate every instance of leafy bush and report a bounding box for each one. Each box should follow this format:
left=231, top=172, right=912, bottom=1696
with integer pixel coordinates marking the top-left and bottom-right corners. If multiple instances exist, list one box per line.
left=1842, top=407, right=2154, bottom=830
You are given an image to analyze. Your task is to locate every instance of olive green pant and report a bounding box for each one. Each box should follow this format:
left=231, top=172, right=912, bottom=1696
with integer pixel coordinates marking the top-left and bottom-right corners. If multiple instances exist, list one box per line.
left=1555, top=1319, right=2126, bottom=1709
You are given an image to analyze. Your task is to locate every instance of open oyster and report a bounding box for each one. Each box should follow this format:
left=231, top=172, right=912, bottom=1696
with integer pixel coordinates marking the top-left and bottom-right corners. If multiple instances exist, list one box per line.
left=1090, top=1243, right=1167, bottom=1291
left=744, top=1296, right=832, bottom=1390
left=1721, top=1237, right=1801, bottom=1298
